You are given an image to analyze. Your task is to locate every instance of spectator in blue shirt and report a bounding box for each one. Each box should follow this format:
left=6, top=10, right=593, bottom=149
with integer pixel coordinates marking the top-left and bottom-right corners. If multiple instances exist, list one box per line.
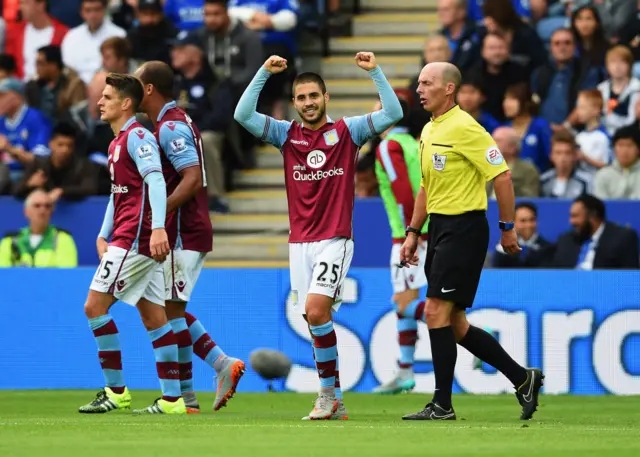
left=469, top=0, right=531, bottom=23
left=228, top=0, right=298, bottom=119
left=531, top=28, right=601, bottom=129
left=482, top=0, right=548, bottom=73
left=164, top=0, right=206, bottom=30
left=457, top=76, right=502, bottom=134
left=437, top=0, right=481, bottom=73
left=503, top=82, right=553, bottom=172
left=0, top=78, right=52, bottom=183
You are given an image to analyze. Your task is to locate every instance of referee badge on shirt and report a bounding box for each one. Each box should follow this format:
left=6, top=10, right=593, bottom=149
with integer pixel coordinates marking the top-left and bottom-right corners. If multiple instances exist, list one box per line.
left=324, top=129, right=339, bottom=146
left=432, top=153, right=447, bottom=171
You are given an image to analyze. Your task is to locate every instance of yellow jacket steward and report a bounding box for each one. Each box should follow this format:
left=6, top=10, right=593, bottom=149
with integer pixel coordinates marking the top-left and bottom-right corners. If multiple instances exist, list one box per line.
left=419, top=105, right=509, bottom=215
left=0, top=226, right=78, bottom=267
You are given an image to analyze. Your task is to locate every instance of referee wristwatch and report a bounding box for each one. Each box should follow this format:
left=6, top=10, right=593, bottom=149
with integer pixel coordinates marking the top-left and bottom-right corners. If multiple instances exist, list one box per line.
left=499, top=221, right=515, bottom=231
left=405, top=226, right=421, bottom=237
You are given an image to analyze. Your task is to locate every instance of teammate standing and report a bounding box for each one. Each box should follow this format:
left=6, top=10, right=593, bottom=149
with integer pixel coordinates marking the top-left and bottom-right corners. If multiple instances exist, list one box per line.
left=400, top=62, right=544, bottom=421
left=134, top=61, right=246, bottom=413
left=371, top=98, right=430, bottom=395
left=235, top=53, right=402, bottom=420
left=79, top=73, right=186, bottom=415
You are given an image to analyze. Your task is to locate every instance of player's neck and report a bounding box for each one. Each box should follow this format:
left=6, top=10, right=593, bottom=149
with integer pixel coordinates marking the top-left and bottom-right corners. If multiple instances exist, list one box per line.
left=110, top=114, right=133, bottom=135
left=147, top=97, right=173, bottom=126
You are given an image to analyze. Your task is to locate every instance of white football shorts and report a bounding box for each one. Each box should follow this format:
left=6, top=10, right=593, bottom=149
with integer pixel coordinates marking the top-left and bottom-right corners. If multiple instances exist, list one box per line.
left=164, top=249, right=206, bottom=302
left=289, top=237, right=354, bottom=315
left=90, top=246, right=164, bottom=306
left=390, top=242, right=428, bottom=294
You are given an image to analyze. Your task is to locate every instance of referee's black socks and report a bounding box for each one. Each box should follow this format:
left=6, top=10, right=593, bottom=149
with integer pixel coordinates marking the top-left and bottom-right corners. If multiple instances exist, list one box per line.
left=429, top=326, right=457, bottom=410
left=459, top=325, right=528, bottom=388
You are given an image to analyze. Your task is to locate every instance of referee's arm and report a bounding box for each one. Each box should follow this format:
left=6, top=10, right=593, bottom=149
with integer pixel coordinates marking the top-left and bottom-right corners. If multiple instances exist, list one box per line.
left=408, top=186, right=428, bottom=234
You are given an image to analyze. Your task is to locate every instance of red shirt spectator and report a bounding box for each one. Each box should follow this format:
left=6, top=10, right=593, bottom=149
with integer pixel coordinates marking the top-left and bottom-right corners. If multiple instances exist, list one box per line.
left=5, top=0, right=68, bottom=80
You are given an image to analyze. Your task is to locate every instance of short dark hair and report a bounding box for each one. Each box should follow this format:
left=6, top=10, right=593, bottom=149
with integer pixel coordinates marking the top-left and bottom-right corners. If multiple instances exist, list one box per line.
left=100, top=37, right=131, bottom=61
left=505, top=82, right=538, bottom=117
left=136, top=61, right=175, bottom=98
left=613, top=125, right=640, bottom=148
left=81, top=0, right=108, bottom=6
left=0, top=54, right=17, bottom=73
left=105, top=73, right=144, bottom=112
left=552, top=130, right=576, bottom=149
left=482, top=0, right=522, bottom=30
left=38, top=45, right=63, bottom=69
left=293, top=72, right=327, bottom=95
left=515, top=202, right=538, bottom=217
left=51, top=122, right=77, bottom=140
left=574, top=194, right=605, bottom=220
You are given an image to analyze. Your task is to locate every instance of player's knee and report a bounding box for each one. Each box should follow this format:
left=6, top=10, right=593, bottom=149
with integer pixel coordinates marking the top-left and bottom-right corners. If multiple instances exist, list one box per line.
left=84, top=291, right=111, bottom=319
left=165, top=301, right=186, bottom=321
left=450, top=312, right=470, bottom=342
left=424, top=298, right=451, bottom=328
left=137, top=299, right=168, bottom=330
left=305, top=297, right=332, bottom=326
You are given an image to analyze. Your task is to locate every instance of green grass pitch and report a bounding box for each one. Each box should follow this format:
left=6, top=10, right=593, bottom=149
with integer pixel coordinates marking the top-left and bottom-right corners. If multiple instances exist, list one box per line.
left=0, top=391, right=639, bottom=457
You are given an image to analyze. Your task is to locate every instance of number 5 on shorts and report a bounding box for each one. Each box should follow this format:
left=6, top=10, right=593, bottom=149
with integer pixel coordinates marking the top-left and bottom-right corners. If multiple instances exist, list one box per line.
left=98, top=259, right=114, bottom=279
left=317, top=262, right=340, bottom=284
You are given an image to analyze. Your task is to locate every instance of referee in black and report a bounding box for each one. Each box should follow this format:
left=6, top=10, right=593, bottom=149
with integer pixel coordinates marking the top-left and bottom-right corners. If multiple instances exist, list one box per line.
left=400, top=62, right=544, bottom=421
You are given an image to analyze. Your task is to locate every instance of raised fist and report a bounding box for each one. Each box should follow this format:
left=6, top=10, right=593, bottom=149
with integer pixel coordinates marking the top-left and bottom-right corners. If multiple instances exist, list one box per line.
left=355, top=52, right=377, bottom=71
left=263, top=55, right=288, bottom=74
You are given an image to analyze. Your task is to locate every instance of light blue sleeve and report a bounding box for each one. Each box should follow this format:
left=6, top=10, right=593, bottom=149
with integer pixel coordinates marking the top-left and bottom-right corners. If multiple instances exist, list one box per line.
left=159, top=122, right=200, bottom=173
left=144, top=172, right=167, bottom=230
left=127, top=127, right=163, bottom=178
left=234, top=67, right=292, bottom=149
left=98, top=194, right=114, bottom=239
left=343, top=67, right=403, bottom=147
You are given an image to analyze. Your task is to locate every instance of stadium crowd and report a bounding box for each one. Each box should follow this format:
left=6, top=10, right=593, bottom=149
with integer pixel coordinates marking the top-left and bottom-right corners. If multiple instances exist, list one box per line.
left=357, top=0, right=640, bottom=202
left=0, top=0, right=309, bottom=212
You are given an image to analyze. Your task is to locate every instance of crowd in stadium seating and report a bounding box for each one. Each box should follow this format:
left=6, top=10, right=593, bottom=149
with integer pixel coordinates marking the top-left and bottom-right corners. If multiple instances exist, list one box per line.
left=0, top=0, right=305, bottom=213
left=359, top=0, right=640, bottom=201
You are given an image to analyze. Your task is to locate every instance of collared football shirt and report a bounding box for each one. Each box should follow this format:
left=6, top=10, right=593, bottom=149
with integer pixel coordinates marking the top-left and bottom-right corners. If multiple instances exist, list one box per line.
left=419, top=105, right=509, bottom=215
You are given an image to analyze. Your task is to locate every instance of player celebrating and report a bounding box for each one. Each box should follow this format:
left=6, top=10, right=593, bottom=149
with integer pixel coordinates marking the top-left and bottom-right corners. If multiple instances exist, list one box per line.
left=134, top=61, right=245, bottom=413
left=79, top=73, right=186, bottom=415
left=235, top=53, right=402, bottom=420
left=371, top=98, right=430, bottom=395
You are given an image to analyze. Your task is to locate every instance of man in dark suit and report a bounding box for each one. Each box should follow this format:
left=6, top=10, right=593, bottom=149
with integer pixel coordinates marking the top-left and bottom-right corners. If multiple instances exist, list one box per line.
left=554, top=195, right=640, bottom=269
left=492, top=202, right=555, bottom=268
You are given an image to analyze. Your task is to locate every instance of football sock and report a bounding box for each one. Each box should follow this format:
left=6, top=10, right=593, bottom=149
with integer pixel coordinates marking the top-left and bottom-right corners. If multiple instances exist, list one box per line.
left=169, top=318, right=193, bottom=394
left=148, top=323, right=181, bottom=402
left=310, top=321, right=338, bottom=394
left=459, top=325, right=528, bottom=387
left=185, top=312, right=225, bottom=372
left=397, top=313, right=418, bottom=372
left=89, top=315, right=125, bottom=394
left=335, top=354, right=343, bottom=401
left=397, top=299, right=426, bottom=323
left=429, top=326, right=457, bottom=410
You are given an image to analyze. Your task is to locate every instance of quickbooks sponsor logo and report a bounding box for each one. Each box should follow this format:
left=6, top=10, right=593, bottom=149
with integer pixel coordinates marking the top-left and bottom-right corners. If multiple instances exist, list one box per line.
left=293, top=167, right=344, bottom=181
left=111, top=184, right=129, bottom=193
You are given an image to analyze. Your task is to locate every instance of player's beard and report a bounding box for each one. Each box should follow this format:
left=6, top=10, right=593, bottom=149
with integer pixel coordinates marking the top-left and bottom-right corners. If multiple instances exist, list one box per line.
left=298, top=104, right=326, bottom=126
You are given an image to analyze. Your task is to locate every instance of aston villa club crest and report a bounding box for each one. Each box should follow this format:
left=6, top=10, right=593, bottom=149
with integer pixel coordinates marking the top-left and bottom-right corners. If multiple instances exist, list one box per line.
left=432, top=153, right=446, bottom=171
left=323, top=129, right=339, bottom=146
left=113, top=145, right=121, bottom=162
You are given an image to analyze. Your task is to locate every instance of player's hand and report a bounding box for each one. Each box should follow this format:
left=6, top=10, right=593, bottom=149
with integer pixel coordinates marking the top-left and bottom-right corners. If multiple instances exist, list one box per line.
left=150, top=228, right=170, bottom=262
left=355, top=52, right=377, bottom=71
left=399, top=233, right=420, bottom=267
left=0, top=135, right=9, bottom=151
left=96, top=237, right=108, bottom=260
left=263, top=55, right=287, bottom=74
left=500, top=229, right=522, bottom=256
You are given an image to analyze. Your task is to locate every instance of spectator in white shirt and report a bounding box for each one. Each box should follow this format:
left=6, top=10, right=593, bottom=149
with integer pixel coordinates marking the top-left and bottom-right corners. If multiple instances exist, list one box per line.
left=594, top=126, right=640, bottom=200
left=574, top=89, right=611, bottom=178
left=540, top=130, right=591, bottom=198
left=61, top=0, right=126, bottom=85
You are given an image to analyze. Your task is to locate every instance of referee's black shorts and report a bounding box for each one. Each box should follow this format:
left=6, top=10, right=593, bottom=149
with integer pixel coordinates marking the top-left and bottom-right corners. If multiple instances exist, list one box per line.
left=425, top=211, right=489, bottom=308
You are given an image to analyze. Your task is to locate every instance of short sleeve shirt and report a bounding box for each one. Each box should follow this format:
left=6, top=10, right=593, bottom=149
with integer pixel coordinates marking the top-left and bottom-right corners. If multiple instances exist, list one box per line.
left=419, top=105, right=509, bottom=215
